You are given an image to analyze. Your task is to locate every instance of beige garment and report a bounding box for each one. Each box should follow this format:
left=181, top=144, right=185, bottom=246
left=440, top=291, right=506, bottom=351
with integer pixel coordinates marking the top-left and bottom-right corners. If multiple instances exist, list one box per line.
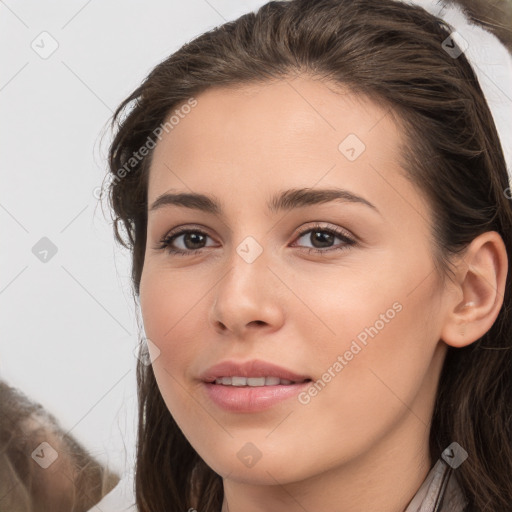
left=405, top=458, right=468, bottom=512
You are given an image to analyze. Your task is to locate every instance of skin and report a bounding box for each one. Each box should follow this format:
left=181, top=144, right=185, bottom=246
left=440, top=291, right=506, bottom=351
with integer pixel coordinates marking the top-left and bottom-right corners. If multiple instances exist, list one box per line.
left=139, top=75, right=507, bottom=512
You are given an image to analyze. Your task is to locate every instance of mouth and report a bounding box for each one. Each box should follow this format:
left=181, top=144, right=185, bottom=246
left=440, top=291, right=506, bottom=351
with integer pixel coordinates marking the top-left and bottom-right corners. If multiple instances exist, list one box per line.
left=206, top=376, right=312, bottom=386
left=199, top=359, right=313, bottom=412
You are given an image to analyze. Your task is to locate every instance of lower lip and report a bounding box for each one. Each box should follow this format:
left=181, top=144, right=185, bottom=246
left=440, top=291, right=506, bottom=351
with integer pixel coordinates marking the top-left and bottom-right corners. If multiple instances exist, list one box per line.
left=202, top=381, right=312, bottom=413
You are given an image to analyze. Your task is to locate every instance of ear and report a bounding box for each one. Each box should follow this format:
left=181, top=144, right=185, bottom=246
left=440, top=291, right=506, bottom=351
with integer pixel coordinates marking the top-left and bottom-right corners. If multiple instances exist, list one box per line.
left=440, top=231, right=508, bottom=348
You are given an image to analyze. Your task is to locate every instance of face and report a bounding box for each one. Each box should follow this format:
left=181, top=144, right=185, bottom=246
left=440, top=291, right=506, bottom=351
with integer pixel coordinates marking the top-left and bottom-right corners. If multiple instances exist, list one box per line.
left=139, top=76, right=451, bottom=486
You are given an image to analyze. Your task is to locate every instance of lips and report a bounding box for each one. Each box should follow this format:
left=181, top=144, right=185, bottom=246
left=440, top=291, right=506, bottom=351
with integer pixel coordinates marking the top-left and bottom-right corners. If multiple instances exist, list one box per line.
left=199, top=359, right=313, bottom=412
left=199, top=359, right=312, bottom=384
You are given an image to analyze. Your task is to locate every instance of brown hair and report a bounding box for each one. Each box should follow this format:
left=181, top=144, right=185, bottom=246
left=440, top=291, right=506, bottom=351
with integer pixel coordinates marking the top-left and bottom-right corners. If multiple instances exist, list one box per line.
left=0, top=380, right=119, bottom=511
left=104, top=0, right=512, bottom=510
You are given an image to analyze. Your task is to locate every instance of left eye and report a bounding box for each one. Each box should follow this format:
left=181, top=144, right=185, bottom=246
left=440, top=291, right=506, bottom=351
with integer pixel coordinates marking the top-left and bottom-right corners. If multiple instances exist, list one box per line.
left=156, top=224, right=356, bottom=256
left=292, top=226, right=356, bottom=254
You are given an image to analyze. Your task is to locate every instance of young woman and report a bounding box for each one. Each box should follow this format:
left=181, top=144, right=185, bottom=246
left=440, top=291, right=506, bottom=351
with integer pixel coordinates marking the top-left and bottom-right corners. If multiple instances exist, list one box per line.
left=104, top=0, right=512, bottom=510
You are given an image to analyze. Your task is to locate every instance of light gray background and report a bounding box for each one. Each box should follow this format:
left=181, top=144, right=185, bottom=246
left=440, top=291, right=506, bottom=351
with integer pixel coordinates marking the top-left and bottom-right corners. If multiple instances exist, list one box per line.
left=0, top=0, right=269, bottom=477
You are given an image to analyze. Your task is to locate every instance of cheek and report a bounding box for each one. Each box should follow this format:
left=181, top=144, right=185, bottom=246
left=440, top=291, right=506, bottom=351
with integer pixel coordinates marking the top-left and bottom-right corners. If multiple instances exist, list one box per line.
left=290, top=251, right=443, bottom=410
left=139, top=265, right=211, bottom=404
left=140, top=263, right=207, bottom=345
left=300, top=270, right=442, bottom=438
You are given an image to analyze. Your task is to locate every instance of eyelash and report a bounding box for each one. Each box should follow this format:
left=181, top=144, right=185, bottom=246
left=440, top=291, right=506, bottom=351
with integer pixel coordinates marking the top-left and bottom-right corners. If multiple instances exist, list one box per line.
left=155, top=223, right=357, bottom=257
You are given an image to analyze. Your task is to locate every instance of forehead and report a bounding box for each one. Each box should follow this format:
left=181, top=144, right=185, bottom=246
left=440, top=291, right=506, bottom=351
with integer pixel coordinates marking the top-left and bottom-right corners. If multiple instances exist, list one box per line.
left=146, top=76, right=427, bottom=223
left=150, top=77, right=398, bottom=168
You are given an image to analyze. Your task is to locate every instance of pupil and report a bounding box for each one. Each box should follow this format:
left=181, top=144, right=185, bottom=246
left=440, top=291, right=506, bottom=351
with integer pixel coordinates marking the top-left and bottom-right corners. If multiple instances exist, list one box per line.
left=312, top=231, right=333, bottom=248
left=186, top=233, right=205, bottom=249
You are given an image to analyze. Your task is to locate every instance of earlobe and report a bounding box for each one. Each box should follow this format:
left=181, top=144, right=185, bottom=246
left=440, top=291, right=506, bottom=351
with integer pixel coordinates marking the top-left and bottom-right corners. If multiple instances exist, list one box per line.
left=441, top=231, right=508, bottom=349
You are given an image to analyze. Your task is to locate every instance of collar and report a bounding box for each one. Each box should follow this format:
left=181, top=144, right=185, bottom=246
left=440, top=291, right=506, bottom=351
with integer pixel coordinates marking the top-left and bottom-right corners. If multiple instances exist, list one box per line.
left=405, top=458, right=468, bottom=512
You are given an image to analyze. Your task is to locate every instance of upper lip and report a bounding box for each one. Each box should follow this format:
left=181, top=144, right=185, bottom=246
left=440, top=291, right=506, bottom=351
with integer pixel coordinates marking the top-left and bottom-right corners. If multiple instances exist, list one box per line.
left=200, top=359, right=311, bottom=383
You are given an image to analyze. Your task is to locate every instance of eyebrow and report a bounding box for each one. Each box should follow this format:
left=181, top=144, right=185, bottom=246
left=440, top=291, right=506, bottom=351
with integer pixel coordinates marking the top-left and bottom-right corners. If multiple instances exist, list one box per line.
left=149, top=187, right=380, bottom=216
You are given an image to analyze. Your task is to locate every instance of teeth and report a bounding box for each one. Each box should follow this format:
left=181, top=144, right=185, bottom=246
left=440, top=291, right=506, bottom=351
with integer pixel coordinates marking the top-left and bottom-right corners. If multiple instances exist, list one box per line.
left=247, top=377, right=265, bottom=386
left=232, top=376, right=247, bottom=386
left=213, top=376, right=301, bottom=386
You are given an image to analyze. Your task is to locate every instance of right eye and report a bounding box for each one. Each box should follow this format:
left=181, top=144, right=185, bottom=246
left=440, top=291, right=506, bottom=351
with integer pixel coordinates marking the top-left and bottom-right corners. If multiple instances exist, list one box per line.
left=155, top=227, right=217, bottom=256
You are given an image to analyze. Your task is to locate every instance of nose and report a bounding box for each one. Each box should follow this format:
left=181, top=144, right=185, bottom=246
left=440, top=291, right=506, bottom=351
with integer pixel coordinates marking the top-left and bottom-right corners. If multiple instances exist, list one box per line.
left=208, top=246, right=285, bottom=337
